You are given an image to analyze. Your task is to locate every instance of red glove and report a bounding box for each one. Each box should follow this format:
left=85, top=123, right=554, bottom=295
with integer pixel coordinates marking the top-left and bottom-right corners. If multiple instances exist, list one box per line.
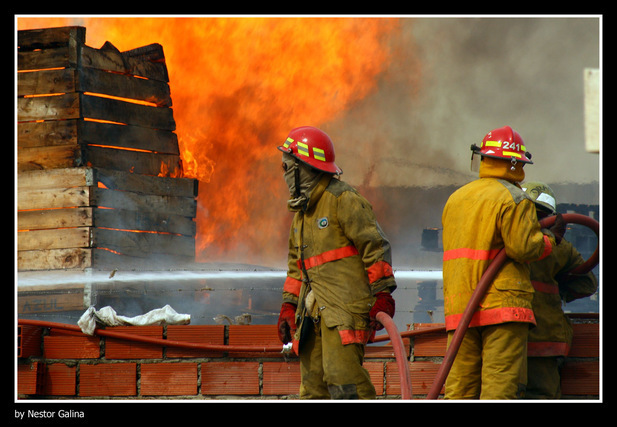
left=277, top=302, right=297, bottom=344
left=369, top=292, right=395, bottom=331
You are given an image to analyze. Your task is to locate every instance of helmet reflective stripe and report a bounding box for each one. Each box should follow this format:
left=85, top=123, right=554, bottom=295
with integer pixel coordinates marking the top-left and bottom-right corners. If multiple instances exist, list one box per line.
left=503, top=151, right=522, bottom=158
left=297, top=141, right=310, bottom=157
left=313, top=147, right=326, bottom=161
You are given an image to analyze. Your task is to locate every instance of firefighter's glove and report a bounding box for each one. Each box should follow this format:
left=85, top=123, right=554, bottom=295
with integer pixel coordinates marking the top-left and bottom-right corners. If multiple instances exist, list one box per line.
left=369, top=292, right=395, bottom=332
left=549, top=213, right=566, bottom=245
left=277, top=302, right=297, bottom=344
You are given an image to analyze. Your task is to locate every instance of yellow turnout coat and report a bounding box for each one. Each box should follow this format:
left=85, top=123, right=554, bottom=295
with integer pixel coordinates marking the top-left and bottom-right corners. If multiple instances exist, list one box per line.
left=282, top=174, right=396, bottom=350
left=441, top=159, right=555, bottom=331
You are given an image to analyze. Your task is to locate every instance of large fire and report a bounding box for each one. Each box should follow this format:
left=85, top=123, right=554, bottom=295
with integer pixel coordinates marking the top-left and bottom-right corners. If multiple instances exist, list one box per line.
left=17, top=16, right=401, bottom=266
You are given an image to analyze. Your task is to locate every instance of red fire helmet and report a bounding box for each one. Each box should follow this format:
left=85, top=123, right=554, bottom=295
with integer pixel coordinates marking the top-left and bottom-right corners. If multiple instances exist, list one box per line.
left=471, top=125, right=533, bottom=164
left=278, top=126, right=343, bottom=174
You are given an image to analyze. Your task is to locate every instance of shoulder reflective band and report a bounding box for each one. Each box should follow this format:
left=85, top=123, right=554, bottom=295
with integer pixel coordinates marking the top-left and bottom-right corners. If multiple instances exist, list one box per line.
left=298, top=245, right=359, bottom=270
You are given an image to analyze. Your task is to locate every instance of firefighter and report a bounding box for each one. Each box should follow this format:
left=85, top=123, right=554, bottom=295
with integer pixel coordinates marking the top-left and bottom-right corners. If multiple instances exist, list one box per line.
left=441, top=126, right=565, bottom=399
left=523, top=181, right=598, bottom=399
left=275, top=126, right=396, bottom=400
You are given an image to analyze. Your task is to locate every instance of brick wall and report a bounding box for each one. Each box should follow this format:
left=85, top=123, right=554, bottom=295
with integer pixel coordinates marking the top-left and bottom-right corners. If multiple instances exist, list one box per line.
left=16, top=320, right=599, bottom=400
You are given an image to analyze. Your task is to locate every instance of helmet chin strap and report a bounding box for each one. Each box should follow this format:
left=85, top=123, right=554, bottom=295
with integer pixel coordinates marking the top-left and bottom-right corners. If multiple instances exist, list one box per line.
left=293, top=157, right=301, bottom=199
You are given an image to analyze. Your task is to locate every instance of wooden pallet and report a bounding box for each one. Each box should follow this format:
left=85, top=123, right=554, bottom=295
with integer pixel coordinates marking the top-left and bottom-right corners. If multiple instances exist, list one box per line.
left=17, top=26, right=198, bottom=272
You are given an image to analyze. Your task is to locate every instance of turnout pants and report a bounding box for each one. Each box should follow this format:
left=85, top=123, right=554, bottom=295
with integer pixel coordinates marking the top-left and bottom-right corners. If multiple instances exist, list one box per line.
left=526, top=356, right=564, bottom=399
left=444, top=322, right=529, bottom=400
left=299, top=319, right=375, bottom=400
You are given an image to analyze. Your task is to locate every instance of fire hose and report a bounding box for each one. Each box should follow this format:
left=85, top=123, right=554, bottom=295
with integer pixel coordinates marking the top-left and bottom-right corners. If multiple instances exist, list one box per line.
left=425, top=212, right=600, bottom=399
left=375, top=312, right=413, bottom=400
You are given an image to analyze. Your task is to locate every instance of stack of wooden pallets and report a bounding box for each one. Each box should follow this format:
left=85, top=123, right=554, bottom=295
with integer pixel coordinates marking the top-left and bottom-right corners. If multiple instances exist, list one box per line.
left=17, top=26, right=198, bottom=314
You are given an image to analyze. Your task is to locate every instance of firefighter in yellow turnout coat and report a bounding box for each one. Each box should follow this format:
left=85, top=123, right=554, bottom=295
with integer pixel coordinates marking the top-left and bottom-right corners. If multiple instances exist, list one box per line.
left=523, top=182, right=598, bottom=399
left=441, top=126, right=564, bottom=399
left=276, top=126, right=396, bottom=400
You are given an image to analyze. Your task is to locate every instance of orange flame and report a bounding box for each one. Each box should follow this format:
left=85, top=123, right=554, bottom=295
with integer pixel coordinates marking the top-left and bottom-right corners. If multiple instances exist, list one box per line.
left=17, top=17, right=400, bottom=265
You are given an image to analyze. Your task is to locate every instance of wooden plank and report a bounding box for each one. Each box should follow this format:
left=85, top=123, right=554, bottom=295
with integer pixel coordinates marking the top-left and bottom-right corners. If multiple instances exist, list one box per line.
left=18, top=283, right=86, bottom=314
left=94, top=168, right=196, bottom=198
left=80, top=93, right=175, bottom=130
left=93, top=208, right=196, bottom=237
left=82, top=145, right=182, bottom=177
left=77, top=66, right=172, bottom=107
left=18, top=68, right=77, bottom=97
left=18, top=186, right=91, bottom=210
left=18, top=167, right=93, bottom=190
left=93, top=187, right=196, bottom=217
left=81, top=42, right=169, bottom=82
left=92, top=228, right=195, bottom=258
left=18, top=45, right=76, bottom=71
left=91, top=248, right=195, bottom=270
left=18, top=120, right=79, bottom=149
left=17, top=92, right=81, bottom=122
left=121, top=43, right=169, bottom=82
left=17, top=144, right=81, bottom=172
left=18, top=227, right=91, bottom=251
left=17, top=26, right=85, bottom=51
left=17, top=248, right=92, bottom=271
left=18, top=207, right=93, bottom=231
left=80, top=120, right=180, bottom=154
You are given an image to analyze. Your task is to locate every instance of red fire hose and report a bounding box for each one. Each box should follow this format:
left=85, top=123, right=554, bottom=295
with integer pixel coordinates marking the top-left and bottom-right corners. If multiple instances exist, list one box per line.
left=17, top=318, right=283, bottom=353
left=425, top=213, right=600, bottom=399
left=375, top=312, right=413, bottom=400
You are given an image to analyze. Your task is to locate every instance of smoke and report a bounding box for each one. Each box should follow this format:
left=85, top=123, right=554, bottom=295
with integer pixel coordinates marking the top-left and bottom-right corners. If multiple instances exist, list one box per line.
left=321, top=17, right=600, bottom=268
left=328, top=17, right=600, bottom=189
